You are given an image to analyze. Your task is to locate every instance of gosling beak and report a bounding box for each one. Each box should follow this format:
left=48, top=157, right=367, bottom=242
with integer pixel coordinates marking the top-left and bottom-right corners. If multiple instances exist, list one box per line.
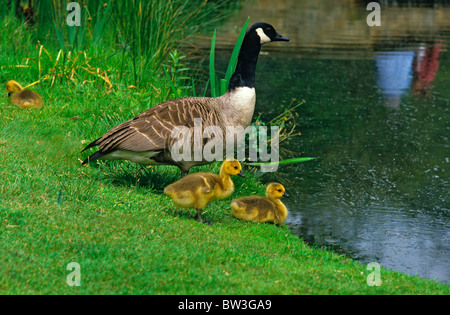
left=238, top=171, right=245, bottom=178
left=283, top=192, right=290, bottom=198
left=274, top=32, right=289, bottom=42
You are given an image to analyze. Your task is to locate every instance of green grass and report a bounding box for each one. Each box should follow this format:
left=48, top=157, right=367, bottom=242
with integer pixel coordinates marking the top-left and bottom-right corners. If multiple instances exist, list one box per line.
left=1, top=65, right=449, bottom=296
left=0, top=119, right=448, bottom=294
left=1, top=4, right=449, bottom=295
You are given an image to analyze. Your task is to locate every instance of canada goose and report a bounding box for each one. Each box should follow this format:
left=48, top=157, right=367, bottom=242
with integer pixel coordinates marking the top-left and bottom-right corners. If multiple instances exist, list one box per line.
left=164, top=159, right=244, bottom=222
left=82, top=22, right=289, bottom=176
left=6, top=80, right=43, bottom=109
left=231, top=182, right=289, bottom=224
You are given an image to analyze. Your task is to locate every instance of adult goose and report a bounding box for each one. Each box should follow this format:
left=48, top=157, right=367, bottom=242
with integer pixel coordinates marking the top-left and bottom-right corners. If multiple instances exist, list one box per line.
left=82, top=22, right=289, bottom=176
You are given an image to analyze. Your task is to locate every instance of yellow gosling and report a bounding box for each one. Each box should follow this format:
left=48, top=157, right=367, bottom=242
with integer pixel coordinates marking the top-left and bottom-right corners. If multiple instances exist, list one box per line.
left=6, top=80, right=43, bottom=109
left=164, top=160, right=244, bottom=222
left=231, top=182, right=289, bottom=225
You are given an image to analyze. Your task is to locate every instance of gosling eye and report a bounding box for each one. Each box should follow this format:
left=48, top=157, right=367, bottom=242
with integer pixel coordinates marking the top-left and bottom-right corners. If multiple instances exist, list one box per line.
left=234, top=166, right=238, bottom=170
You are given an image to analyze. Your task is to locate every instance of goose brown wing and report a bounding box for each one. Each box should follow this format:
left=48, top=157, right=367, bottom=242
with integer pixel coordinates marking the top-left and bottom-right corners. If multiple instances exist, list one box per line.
left=86, top=97, right=218, bottom=153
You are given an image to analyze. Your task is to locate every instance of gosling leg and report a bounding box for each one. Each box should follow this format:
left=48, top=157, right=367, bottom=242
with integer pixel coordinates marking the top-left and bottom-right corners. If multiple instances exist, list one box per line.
left=196, top=209, right=202, bottom=222
left=179, top=167, right=190, bottom=178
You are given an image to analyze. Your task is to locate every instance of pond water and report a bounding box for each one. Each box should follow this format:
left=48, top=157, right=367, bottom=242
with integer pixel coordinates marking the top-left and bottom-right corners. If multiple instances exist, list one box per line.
left=209, top=0, right=450, bottom=284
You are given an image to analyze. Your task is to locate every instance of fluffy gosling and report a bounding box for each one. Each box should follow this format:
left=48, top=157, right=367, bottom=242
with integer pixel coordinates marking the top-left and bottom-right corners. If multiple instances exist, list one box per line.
left=6, top=80, right=43, bottom=109
left=231, top=182, right=289, bottom=225
left=164, top=160, right=244, bottom=222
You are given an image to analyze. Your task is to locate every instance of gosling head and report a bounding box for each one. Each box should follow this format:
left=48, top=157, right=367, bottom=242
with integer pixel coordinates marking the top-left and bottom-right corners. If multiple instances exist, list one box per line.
left=248, top=22, right=290, bottom=46
left=221, top=159, right=245, bottom=178
left=6, top=80, right=23, bottom=97
left=266, top=183, right=289, bottom=199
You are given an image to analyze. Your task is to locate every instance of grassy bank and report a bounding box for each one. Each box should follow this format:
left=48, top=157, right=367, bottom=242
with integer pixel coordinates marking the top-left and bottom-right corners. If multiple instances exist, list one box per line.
left=1, top=2, right=449, bottom=295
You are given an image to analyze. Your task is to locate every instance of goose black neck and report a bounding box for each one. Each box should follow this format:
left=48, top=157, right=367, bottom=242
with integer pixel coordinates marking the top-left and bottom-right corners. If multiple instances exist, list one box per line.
left=228, top=37, right=261, bottom=90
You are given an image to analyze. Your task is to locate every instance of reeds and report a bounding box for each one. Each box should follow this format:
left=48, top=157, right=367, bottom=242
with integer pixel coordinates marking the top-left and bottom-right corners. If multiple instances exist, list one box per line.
left=2, top=0, right=230, bottom=88
left=208, top=17, right=250, bottom=97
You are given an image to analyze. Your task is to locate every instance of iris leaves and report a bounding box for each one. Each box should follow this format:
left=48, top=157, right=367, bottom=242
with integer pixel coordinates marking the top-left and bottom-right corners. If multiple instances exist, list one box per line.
left=208, top=17, right=250, bottom=97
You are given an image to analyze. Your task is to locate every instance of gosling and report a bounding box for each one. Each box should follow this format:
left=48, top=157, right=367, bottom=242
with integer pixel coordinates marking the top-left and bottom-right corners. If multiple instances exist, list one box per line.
left=231, top=182, right=289, bottom=225
left=6, top=80, right=43, bottom=109
left=164, top=159, right=244, bottom=222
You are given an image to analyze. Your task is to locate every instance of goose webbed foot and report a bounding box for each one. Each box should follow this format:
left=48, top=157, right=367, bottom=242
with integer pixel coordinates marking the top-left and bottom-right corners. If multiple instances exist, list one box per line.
left=202, top=218, right=213, bottom=225
left=196, top=209, right=212, bottom=225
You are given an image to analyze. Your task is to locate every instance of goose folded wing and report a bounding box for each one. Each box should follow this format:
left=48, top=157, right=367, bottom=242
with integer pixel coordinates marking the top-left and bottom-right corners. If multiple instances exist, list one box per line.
left=90, top=98, right=215, bottom=153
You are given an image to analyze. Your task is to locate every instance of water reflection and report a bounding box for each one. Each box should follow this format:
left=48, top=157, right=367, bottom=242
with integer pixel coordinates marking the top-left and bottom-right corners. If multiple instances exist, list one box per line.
left=376, top=51, right=415, bottom=108
left=207, top=0, right=450, bottom=57
left=412, top=42, right=443, bottom=96
left=207, top=0, right=450, bottom=284
left=375, top=42, right=443, bottom=107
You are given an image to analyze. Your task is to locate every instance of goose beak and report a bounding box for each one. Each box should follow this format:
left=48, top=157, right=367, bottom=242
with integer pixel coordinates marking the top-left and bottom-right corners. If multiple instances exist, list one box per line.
left=274, top=32, right=289, bottom=42
left=283, top=192, right=290, bottom=198
left=238, top=171, right=245, bottom=178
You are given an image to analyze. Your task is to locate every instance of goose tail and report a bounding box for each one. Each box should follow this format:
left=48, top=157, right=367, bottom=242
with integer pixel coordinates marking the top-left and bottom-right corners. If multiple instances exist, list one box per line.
left=82, top=150, right=107, bottom=165
left=81, top=138, right=101, bottom=152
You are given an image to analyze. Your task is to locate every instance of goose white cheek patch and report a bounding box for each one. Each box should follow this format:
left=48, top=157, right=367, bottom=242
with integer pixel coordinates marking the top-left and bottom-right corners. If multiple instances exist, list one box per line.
left=256, top=28, right=271, bottom=45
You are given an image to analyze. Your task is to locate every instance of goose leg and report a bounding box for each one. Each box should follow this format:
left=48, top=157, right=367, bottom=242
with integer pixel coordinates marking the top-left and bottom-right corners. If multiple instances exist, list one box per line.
left=179, top=167, right=189, bottom=178
left=196, top=209, right=202, bottom=222
left=135, top=165, right=145, bottom=187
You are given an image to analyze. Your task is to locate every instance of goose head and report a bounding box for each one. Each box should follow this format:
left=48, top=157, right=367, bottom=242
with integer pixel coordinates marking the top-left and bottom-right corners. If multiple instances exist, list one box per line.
left=248, top=22, right=289, bottom=46
left=6, top=80, right=23, bottom=97
left=228, top=22, right=289, bottom=90
left=266, top=183, right=289, bottom=199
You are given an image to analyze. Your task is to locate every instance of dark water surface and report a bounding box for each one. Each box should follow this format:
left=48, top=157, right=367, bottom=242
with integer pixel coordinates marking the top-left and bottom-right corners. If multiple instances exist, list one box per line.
left=209, top=0, right=450, bottom=283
